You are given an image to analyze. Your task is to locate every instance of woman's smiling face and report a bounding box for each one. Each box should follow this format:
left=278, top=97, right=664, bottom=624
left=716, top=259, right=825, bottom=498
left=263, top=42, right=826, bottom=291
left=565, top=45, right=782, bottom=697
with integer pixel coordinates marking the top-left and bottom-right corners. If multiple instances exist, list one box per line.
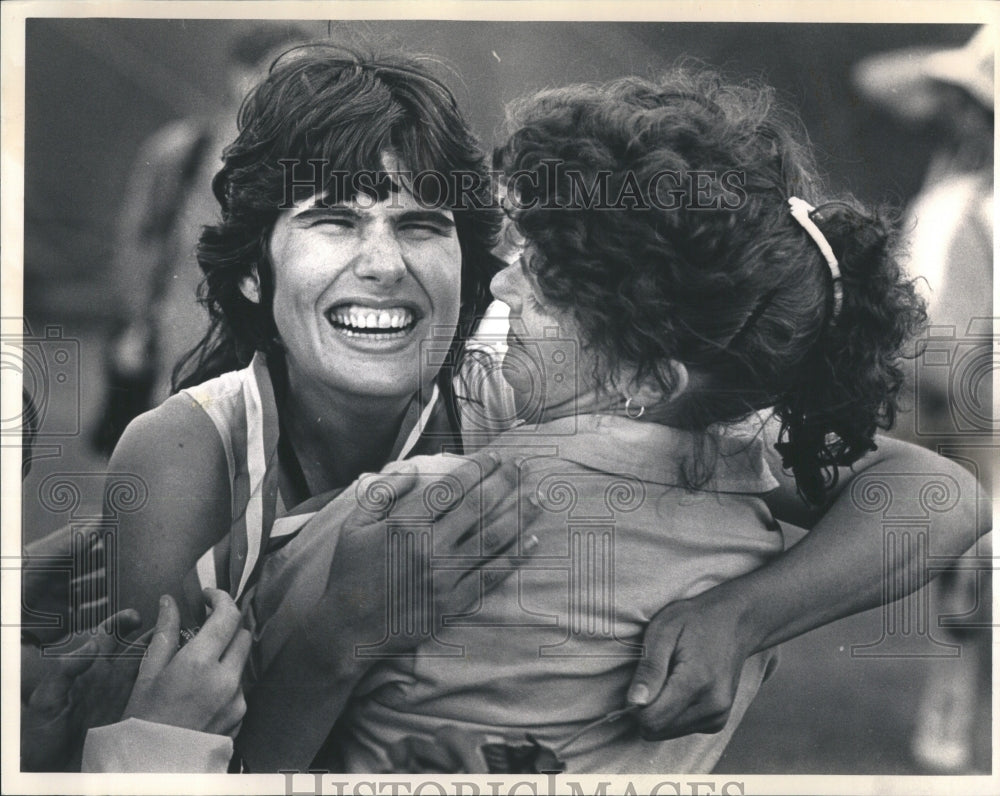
left=263, top=176, right=463, bottom=403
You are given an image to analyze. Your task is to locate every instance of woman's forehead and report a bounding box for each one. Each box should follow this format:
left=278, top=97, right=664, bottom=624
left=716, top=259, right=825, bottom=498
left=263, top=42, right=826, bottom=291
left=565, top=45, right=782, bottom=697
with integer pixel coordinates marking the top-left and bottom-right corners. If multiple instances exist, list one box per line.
left=286, top=186, right=456, bottom=220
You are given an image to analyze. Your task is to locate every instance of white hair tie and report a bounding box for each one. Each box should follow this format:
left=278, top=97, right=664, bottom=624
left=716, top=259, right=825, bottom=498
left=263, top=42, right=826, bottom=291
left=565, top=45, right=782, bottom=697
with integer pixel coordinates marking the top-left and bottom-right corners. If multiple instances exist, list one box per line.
left=788, top=197, right=843, bottom=316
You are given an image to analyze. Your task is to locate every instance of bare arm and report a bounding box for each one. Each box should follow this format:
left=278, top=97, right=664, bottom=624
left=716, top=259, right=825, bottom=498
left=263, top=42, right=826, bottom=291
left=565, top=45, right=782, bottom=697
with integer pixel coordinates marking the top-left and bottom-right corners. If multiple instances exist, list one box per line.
left=629, top=429, right=990, bottom=739
left=107, top=394, right=231, bottom=629
left=747, top=430, right=989, bottom=650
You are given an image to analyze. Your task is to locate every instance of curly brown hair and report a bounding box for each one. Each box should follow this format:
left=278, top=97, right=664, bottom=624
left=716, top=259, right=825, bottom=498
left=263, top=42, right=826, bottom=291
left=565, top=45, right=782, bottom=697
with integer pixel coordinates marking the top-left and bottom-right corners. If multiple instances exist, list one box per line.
left=496, top=68, right=927, bottom=503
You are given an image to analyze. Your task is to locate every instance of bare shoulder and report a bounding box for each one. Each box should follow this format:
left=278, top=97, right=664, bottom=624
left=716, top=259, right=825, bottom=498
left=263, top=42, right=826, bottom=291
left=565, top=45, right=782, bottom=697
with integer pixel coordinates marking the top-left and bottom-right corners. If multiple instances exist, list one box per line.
left=108, top=393, right=232, bottom=623
left=109, top=392, right=226, bottom=489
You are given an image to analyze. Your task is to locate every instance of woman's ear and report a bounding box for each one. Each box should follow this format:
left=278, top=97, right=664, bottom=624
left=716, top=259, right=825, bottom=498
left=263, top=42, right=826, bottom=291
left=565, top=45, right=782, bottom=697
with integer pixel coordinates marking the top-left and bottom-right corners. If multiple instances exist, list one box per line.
left=628, top=379, right=664, bottom=410
left=664, top=361, right=689, bottom=402
left=630, top=361, right=689, bottom=407
left=239, top=268, right=261, bottom=304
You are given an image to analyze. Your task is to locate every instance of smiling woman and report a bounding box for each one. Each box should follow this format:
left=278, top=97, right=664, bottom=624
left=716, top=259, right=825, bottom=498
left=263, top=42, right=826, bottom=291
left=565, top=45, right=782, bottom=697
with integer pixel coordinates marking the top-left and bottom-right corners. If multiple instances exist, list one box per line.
left=252, top=184, right=464, bottom=494
left=262, top=184, right=462, bottom=404
left=175, top=46, right=501, bottom=399
left=102, top=44, right=515, bottom=625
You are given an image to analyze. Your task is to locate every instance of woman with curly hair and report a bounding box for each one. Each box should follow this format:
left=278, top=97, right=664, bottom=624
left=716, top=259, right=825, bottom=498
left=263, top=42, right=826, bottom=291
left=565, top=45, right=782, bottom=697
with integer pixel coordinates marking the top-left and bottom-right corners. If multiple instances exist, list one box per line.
left=243, top=68, right=947, bottom=773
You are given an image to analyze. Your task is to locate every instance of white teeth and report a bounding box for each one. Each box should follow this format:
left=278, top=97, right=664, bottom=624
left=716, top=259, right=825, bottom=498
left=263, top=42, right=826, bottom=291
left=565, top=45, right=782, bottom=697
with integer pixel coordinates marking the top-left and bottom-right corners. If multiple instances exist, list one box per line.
left=330, top=304, right=415, bottom=331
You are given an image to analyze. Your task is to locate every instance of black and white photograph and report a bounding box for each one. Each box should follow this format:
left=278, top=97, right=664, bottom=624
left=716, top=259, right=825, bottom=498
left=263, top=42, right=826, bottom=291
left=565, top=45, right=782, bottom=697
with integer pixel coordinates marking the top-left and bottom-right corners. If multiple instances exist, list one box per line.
left=3, top=2, right=996, bottom=794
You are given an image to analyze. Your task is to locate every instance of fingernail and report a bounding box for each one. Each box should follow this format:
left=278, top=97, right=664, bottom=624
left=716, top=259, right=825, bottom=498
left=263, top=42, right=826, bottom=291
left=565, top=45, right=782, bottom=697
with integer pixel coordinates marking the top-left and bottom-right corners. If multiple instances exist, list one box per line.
left=159, top=596, right=169, bottom=609
left=486, top=450, right=502, bottom=467
left=524, top=534, right=539, bottom=552
left=627, top=683, right=650, bottom=706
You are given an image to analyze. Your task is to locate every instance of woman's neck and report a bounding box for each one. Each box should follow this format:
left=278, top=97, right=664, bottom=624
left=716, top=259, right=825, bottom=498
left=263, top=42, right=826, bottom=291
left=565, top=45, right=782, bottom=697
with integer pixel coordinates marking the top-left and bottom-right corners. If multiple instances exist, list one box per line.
left=531, top=389, right=685, bottom=428
left=281, top=374, right=415, bottom=494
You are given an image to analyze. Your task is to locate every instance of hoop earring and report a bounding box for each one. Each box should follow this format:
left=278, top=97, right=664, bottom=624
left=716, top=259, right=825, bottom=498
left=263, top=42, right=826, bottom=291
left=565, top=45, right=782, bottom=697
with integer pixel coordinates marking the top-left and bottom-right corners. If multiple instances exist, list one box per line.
left=624, top=396, right=645, bottom=419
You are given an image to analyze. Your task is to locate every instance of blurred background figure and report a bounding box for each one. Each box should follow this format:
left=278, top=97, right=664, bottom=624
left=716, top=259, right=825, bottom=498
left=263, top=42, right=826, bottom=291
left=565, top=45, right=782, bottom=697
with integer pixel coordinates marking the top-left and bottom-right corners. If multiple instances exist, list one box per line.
left=90, top=25, right=306, bottom=456
left=854, top=25, right=994, bottom=774
left=855, top=26, right=992, bottom=346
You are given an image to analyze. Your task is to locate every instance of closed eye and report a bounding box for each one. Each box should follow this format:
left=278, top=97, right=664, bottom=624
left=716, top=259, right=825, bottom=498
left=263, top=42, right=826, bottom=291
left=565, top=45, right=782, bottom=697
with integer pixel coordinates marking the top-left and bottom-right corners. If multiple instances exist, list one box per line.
left=399, top=223, right=452, bottom=238
left=293, top=208, right=360, bottom=229
left=396, top=211, right=455, bottom=237
left=309, top=218, right=355, bottom=229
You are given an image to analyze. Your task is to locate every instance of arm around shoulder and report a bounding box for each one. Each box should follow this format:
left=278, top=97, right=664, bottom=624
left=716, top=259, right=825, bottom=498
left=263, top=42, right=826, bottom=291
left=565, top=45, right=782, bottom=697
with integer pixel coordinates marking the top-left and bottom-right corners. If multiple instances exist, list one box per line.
left=763, top=425, right=990, bottom=543
left=627, top=430, right=991, bottom=739
left=743, top=429, right=991, bottom=652
left=106, top=394, right=231, bottom=630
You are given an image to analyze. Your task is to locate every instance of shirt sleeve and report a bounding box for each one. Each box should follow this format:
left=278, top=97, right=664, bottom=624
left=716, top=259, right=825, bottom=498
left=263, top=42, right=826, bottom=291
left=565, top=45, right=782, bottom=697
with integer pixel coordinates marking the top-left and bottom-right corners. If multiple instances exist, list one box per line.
left=81, top=718, right=232, bottom=773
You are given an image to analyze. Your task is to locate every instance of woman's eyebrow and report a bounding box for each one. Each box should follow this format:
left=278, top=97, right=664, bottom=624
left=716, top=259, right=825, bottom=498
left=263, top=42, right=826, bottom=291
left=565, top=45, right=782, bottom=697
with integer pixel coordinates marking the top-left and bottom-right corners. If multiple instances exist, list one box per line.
left=291, top=207, right=362, bottom=224
left=395, top=210, right=456, bottom=228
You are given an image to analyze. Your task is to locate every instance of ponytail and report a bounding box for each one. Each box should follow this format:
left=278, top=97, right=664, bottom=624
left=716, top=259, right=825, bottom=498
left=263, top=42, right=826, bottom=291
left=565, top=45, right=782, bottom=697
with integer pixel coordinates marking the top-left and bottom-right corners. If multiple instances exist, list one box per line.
left=773, top=200, right=926, bottom=504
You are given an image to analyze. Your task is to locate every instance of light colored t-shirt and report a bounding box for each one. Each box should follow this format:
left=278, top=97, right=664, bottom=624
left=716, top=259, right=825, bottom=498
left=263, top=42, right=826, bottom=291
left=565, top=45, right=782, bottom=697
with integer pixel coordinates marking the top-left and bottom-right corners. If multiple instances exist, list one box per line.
left=235, top=412, right=783, bottom=772
left=335, top=415, right=783, bottom=774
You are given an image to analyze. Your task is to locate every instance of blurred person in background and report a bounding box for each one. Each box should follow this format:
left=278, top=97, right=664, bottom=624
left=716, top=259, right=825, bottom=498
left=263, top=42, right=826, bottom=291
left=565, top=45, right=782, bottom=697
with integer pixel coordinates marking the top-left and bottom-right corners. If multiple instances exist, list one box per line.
left=90, top=25, right=306, bottom=456
left=855, top=25, right=994, bottom=773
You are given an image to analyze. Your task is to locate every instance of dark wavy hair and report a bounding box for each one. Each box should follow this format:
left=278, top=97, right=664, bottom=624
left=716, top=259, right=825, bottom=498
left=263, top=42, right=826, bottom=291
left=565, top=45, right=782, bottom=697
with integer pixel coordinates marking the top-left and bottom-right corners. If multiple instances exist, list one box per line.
left=496, top=68, right=927, bottom=504
left=174, top=44, right=503, bottom=396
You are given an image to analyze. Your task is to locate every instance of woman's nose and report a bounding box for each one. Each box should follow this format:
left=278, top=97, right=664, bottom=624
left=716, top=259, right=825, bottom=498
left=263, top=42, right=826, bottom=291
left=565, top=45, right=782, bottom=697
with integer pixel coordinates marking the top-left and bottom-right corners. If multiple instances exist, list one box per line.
left=353, top=227, right=407, bottom=284
left=490, top=262, right=522, bottom=311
